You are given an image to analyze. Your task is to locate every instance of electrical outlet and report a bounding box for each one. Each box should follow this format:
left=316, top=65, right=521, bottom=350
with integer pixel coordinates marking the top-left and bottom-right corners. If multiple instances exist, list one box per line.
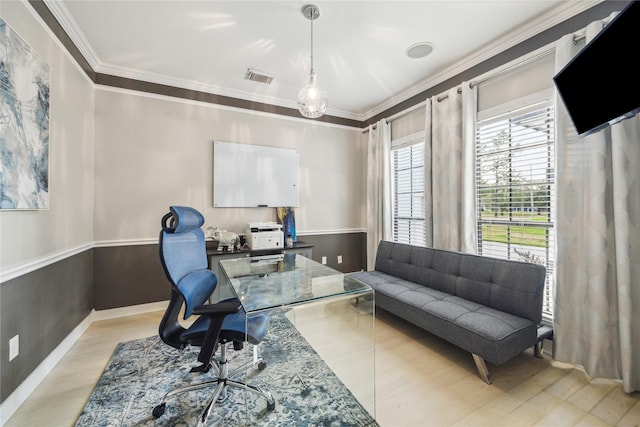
left=9, top=335, right=19, bottom=361
left=337, top=255, right=343, bottom=264
left=321, top=256, right=327, bottom=265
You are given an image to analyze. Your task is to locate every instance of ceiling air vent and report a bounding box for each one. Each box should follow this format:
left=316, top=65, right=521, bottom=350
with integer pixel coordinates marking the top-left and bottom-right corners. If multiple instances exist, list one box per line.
left=245, top=68, right=274, bottom=85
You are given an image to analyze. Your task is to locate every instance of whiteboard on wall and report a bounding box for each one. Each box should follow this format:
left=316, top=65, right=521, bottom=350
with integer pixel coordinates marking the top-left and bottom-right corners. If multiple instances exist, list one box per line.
left=213, top=141, right=299, bottom=207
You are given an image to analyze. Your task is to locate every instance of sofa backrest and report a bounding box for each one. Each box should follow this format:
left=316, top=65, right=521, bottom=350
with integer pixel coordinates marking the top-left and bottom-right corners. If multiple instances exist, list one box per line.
left=374, top=241, right=546, bottom=323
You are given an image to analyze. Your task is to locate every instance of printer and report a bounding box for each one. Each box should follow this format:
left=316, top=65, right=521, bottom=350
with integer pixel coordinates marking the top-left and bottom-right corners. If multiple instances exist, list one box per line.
left=246, top=222, right=284, bottom=250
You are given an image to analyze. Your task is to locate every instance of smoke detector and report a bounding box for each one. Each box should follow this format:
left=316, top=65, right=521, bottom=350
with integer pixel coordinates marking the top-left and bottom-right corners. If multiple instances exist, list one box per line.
left=245, top=68, right=274, bottom=85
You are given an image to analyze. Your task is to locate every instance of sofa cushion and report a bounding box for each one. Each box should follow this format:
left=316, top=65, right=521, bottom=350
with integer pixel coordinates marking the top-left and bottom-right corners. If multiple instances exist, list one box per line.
left=373, top=241, right=546, bottom=323
left=350, top=269, right=538, bottom=365
left=351, top=270, right=531, bottom=342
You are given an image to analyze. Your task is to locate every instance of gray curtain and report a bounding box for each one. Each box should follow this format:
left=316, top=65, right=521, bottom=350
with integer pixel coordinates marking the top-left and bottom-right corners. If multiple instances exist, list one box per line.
left=426, top=84, right=478, bottom=253
left=366, top=119, right=391, bottom=270
left=553, top=14, right=640, bottom=393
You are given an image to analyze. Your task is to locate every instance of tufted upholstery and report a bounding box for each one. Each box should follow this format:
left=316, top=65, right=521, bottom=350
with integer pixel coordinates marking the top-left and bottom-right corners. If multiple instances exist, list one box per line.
left=374, top=241, right=545, bottom=322
left=350, top=241, right=546, bottom=367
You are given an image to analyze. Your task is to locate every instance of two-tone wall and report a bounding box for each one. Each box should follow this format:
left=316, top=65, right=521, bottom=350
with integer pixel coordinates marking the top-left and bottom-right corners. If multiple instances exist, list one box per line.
left=0, top=0, right=95, bottom=406
left=0, top=0, right=625, bottom=419
left=91, top=87, right=367, bottom=310
left=0, top=0, right=367, bottom=409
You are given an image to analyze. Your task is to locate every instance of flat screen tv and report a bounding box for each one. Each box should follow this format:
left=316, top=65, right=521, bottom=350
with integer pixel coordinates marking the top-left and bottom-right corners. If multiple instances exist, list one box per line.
left=553, top=0, right=640, bottom=137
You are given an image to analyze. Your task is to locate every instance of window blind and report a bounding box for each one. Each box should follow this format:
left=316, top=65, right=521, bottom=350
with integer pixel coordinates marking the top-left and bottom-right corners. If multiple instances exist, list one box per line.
left=475, top=100, right=555, bottom=320
left=392, top=142, right=426, bottom=246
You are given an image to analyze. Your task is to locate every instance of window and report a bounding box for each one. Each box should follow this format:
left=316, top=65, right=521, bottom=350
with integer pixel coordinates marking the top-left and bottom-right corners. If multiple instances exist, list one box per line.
left=475, top=96, right=555, bottom=321
left=392, top=136, right=426, bottom=246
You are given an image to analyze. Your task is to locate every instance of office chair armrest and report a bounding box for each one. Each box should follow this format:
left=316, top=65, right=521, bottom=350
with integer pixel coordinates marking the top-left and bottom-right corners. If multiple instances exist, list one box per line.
left=192, top=298, right=242, bottom=317
left=193, top=298, right=243, bottom=369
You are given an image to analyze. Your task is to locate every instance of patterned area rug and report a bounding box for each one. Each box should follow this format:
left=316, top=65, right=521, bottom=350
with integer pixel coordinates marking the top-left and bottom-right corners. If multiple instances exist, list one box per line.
left=75, top=313, right=377, bottom=426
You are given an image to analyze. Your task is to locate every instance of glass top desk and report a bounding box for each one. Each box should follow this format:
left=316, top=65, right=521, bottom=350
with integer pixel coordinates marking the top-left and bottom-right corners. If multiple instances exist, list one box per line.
left=219, top=253, right=375, bottom=423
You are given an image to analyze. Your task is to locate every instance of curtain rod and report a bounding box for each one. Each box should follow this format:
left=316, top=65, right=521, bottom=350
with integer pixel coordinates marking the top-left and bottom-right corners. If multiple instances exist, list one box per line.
left=366, top=12, right=614, bottom=127
left=362, top=119, right=386, bottom=134
left=572, top=12, right=614, bottom=44
left=362, top=101, right=426, bottom=134
left=387, top=100, right=427, bottom=122
left=436, top=88, right=462, bottom=103
left=437, top=46, right=555, bottom=103
left=463, top=11, right=614, bottom=94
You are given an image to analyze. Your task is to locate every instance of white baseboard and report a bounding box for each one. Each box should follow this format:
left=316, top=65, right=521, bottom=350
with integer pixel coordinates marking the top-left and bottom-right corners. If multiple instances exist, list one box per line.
left=92, top=301, right=168, bottom=321
left=0, top=313, right=91, bottom=426
left=0, top=301, right=168, bottom=426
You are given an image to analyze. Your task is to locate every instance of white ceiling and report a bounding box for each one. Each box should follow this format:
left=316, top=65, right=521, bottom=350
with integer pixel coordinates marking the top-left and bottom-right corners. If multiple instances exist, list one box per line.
left=45, top=1, right=598, bottom=121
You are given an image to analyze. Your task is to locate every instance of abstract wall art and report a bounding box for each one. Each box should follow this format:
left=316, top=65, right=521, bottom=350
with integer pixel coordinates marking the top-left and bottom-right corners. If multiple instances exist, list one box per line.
left=276, top=207, right=296, bottom=243
left=0, top=18, right=50, bottom=209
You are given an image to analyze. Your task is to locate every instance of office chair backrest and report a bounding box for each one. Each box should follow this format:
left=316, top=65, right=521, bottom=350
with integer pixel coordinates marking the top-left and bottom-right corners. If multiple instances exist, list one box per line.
left=161, top=206, right=207, bottom=280
left=159, top=206, right=218, bottom=348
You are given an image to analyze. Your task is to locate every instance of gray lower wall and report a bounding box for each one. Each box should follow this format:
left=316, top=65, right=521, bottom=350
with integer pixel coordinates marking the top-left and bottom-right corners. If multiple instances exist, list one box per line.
left=0, top=231, right=365, bottom=404
left=0, top=251, right=93, bottom=402
left=3, top=0, right=621, bottom=411
left=301, top=233, right=367, bottom=273
left=92, top=232, right=367, bottom=310
left=93, top=244, right=170, bottom=310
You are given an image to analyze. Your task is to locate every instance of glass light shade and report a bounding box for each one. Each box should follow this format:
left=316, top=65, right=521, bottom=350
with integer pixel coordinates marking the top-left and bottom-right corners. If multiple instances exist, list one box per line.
left=297, top=72, right=328, bottom=118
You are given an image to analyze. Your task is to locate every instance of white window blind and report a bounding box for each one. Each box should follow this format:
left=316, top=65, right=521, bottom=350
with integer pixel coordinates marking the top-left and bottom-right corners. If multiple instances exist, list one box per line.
left=392, top=141, right=426, bottom=246
left=475, top=100, right=555, bottom=320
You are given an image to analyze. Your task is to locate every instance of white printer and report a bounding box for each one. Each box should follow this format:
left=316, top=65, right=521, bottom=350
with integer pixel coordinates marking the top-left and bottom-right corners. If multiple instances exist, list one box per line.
left=246, top=222, right=284, bottom=250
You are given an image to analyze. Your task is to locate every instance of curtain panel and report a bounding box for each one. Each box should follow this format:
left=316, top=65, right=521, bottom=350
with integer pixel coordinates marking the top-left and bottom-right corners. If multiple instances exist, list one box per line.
left=366, top=119, right=392, bottom=271
left=553, top=13, right=640, bottom=393
left=426, top=84, right=478, bottom=253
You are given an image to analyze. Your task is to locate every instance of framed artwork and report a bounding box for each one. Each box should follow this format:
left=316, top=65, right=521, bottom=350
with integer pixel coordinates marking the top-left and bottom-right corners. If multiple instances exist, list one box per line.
left=0, top=18, right=50, bottom=209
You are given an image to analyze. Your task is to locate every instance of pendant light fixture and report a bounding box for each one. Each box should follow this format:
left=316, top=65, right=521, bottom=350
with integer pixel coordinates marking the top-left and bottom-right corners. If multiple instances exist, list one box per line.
left=297, top=4, right=328, bottom=118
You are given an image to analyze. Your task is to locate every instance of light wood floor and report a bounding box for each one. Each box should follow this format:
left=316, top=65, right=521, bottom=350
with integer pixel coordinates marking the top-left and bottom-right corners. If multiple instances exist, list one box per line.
left=5, top=307, right=640, bottom=427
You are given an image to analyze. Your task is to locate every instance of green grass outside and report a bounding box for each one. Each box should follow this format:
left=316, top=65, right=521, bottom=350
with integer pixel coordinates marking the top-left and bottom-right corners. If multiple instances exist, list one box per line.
left=480, top=211, right=551, bottom=247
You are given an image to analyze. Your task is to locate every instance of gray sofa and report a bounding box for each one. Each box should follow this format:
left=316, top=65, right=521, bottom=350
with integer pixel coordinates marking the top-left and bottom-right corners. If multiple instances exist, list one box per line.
left=349, top=240, right=548, bottom=384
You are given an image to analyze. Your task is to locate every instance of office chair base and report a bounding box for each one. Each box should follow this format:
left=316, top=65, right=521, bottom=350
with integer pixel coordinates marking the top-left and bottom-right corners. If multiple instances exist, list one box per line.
left=151, top=377, right=275, bottom=420
left=152, top=343, right=275, bottom=422
left=199, top=377, right=276, bottom=425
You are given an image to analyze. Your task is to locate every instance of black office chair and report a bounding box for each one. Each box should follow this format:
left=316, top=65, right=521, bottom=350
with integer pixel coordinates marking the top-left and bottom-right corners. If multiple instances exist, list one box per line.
left=153, top=206, right=275, bottom=424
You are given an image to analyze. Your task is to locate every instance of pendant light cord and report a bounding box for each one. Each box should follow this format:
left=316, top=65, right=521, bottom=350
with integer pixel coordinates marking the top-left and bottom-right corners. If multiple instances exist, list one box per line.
left=310, top=12, right=315, bottom=75
left=297, top=5, right=326, bottom=118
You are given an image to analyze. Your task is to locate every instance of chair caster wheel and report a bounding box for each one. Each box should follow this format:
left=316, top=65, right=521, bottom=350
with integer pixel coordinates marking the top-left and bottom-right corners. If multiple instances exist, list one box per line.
left=267, top=401, right=276, bottom=411
left=257, top=360, right=267, bottom=370
left=152, top=403, right=166, bottom=418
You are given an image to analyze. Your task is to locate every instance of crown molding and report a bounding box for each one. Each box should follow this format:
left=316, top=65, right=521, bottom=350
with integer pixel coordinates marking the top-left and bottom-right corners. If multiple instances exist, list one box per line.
left=40, top=0, right=603, bottom=124
left=364, top=0, right=603, bottom=119
left=94, top=62, right=362, bottom=122
left=42, top=0, right=101, bottom=70
left=96, top=84, right=361, bottom=131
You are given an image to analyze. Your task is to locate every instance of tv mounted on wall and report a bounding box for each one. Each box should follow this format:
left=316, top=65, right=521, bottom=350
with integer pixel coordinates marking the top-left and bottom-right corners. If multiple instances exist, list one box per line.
left=553, top=0, right=640, bottom=137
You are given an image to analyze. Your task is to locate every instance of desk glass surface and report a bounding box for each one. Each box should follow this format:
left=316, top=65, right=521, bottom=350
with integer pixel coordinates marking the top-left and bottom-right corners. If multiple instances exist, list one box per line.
left=218, top=253, right=375, bottom=421
left=219, top=253, right=371, bottom=313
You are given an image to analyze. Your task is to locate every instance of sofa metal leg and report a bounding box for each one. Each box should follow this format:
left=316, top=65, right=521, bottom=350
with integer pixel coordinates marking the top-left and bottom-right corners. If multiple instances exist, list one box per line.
left=534, top=341, right=544, bottom=358
left=535, top=324, right=553, bottom=359
left=472, top=354, right=492, bottom=384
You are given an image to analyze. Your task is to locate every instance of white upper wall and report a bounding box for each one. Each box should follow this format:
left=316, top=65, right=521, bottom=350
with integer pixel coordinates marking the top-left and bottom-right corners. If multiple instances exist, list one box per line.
left=93, top=88, right=366, bottom=242
left=0, top=0, right=365, bottom=277
left=0, top=1, right=95, bottom=273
